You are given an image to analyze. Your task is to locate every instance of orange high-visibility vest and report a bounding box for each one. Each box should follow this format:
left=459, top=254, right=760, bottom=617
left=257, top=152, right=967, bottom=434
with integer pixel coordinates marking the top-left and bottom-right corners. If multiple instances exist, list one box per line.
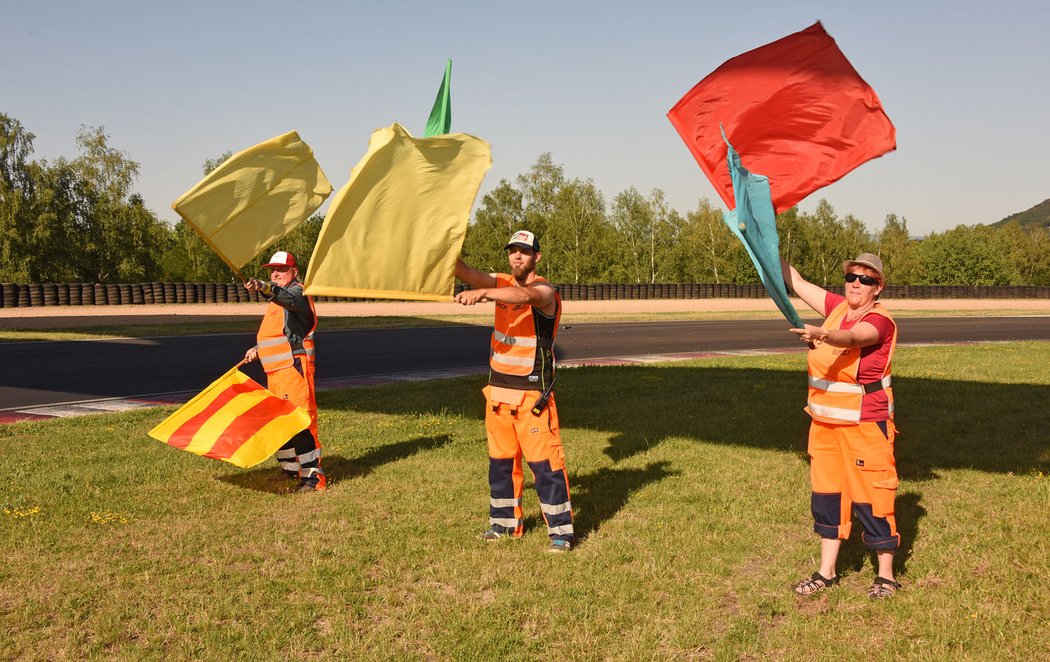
left=256, top=284, right=318, bottom=374
left=489, top=273, right=560, bottom=390
left=806, top=301, right=897, bottom=424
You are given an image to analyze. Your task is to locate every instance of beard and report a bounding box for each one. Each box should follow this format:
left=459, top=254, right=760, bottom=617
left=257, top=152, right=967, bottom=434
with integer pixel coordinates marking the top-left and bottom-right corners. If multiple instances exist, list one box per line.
left=511, top=263, right=534, bottom=283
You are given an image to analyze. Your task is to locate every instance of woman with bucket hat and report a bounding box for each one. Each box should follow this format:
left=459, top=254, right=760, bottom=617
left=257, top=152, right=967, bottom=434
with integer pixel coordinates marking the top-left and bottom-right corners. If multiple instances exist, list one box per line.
left=782, top=252, right=902, bottom=599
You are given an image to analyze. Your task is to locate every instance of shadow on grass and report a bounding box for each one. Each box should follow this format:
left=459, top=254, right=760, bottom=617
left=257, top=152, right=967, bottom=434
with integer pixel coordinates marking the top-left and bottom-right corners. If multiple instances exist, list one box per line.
left=329, top=364, right=1050, bottom=477
left=491, top=462, right=680, bottom=544
left=218, top=434, right=453, bottom=493
left=833, top=492, right=926, bottom=578
left=893, top=492, right=925, bottom=576
left=326, top=363, right=1047, bottom=556
left=572, top=461, right=679, bottom=541
left=324, top=435, right=453, bottom=482
left=216, top=467, right=296, bottom=494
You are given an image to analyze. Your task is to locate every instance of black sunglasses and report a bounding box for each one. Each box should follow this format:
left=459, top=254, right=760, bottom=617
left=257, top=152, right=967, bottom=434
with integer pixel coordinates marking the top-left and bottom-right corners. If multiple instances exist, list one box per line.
left=845, top=272, right=879, bottom=286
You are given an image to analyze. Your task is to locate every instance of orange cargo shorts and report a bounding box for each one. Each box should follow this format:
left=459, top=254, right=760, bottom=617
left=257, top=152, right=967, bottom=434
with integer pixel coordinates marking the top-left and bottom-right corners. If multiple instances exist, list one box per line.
left=808, top=419, right=899, bottom=550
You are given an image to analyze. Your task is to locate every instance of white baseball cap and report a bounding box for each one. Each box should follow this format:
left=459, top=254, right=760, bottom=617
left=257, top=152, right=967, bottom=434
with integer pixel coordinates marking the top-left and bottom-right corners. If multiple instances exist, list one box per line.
left=263, top=251, right=297, bottom=268
left=504, top=230, right=540, bottom=252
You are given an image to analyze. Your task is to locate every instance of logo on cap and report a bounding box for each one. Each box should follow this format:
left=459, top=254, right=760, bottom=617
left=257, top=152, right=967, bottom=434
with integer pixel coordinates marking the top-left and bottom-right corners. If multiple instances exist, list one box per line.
left=504, top=230, right=539, bottom=252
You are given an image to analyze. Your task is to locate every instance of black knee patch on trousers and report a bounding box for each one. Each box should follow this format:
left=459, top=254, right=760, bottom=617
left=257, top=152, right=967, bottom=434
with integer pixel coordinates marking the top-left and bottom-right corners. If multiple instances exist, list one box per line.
left=811, top=492, right=841, bottom=538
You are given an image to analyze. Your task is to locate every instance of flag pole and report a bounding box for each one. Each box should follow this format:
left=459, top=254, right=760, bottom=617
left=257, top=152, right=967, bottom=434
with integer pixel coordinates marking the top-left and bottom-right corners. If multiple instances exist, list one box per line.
left=214, top=359, right=248, bottom=384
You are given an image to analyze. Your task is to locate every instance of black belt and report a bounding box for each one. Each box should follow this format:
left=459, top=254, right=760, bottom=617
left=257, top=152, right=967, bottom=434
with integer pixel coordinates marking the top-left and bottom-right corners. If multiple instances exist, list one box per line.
left=862, top=380, right=886, bottom=394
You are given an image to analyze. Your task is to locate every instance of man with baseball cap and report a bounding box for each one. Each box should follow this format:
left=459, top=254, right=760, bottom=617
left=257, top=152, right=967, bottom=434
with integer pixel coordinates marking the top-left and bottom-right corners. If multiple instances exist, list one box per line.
left=244, top=250, right=325, bottom=493
left=454, top=230, right=574, bottom=553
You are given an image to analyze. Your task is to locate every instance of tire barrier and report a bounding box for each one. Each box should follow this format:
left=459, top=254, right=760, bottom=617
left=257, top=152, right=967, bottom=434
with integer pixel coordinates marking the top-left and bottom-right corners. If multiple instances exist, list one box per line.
left=2, top=282, right=1050, bottom=308
left=42, top=284, right=58, bottom=306
left=28, top=284, right=43, bottom=307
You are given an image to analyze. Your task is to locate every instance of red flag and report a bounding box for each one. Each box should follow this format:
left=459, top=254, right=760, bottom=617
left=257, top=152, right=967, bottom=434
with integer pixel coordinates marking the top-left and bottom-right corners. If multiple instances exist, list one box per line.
left=667, top=22, right=895, bottom=214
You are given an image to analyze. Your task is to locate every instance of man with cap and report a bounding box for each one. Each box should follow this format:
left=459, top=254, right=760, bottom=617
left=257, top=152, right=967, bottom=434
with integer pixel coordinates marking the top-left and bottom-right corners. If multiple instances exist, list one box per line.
left=781, top=252, right=902, bottom=598
left=454, top=230, right=574, bottom=553
left=244, top=251, right=325, bottom=493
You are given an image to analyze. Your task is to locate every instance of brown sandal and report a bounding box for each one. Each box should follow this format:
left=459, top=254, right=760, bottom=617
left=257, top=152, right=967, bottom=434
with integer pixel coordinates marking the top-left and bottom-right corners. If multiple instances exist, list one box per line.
left=793, top=571, right=839, bottom=595
left=867, top=577, right=901, bottom=599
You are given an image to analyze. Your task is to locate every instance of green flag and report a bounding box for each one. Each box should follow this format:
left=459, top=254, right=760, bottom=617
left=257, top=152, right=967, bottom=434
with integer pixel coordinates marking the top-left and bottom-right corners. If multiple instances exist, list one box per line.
left=424, top=59, right=452, bottom=137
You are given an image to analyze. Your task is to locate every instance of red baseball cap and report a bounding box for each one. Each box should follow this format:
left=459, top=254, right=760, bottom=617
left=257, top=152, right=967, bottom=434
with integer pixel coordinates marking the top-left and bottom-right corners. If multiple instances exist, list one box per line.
left=263, top=251, right=296, bottom=268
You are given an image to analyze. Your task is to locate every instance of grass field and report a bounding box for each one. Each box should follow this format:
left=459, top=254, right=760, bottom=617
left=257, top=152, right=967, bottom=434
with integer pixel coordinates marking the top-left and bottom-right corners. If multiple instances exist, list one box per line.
left=2, top=343, right=1048, bottom=659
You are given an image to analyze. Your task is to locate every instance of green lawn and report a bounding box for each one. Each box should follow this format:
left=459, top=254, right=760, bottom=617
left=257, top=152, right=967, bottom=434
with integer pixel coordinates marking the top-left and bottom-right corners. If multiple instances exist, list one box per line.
left=2, top=343, right=1048, bottom=659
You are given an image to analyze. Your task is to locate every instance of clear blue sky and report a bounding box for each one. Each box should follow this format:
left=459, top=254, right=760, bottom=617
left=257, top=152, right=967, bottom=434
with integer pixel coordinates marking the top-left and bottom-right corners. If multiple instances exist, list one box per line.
left=7, top=0, right=1049, bottom=236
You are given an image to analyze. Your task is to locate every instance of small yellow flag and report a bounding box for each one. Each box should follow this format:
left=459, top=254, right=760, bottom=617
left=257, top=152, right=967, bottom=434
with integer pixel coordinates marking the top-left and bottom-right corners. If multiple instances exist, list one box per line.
left=304, top=123, right=491, bottom=301
left=172, top=131, right=332, bottom=273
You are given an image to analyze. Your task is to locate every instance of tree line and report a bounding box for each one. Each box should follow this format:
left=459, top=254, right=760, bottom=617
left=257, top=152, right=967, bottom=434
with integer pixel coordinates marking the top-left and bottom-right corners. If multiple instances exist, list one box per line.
left=3, top=113, right=1050, bottom=286
left=463, top=154, right=1050, bottom=287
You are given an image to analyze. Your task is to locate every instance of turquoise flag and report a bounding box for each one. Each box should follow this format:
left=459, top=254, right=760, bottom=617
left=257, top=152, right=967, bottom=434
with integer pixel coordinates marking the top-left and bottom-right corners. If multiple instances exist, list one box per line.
left=424, top=59, right=452, bottom=137
left=722, top=130, right=804, bottom=328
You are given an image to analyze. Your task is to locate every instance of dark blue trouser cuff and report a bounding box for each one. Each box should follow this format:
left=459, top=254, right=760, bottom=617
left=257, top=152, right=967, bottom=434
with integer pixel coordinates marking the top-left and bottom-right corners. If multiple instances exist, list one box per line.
left=861, top=532, right=900, bottom=550
left=813, top=522, right=839, bottom=539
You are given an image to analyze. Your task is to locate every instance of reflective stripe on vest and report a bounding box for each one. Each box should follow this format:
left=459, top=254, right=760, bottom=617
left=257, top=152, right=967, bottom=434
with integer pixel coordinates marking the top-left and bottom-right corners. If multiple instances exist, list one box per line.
left=808, top=375, right=891, bottom=394
left=493, top=329, right=537, bottom=347
left=805, top=301, right=896, bottom=424
left=257, top=336, right=294, bottom=371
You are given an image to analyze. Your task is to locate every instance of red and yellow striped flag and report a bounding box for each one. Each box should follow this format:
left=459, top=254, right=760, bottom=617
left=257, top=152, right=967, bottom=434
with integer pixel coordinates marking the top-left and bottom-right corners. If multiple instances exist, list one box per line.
left=148, top=365, right=311, bottom=468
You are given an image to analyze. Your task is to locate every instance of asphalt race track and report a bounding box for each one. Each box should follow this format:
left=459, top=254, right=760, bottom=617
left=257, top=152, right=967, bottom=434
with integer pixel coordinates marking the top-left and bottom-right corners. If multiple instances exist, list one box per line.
left=3, top=317, right=1050, bottom=411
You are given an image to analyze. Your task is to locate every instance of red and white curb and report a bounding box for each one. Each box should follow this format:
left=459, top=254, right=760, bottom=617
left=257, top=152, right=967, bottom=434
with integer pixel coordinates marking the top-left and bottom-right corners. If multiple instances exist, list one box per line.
left=559, top=347, right=804, bottom=368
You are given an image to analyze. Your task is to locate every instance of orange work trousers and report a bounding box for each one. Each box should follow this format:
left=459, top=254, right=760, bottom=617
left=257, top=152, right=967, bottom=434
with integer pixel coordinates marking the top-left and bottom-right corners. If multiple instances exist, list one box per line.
left=808, top=419, right=899, bottom=550
left=267, top=356, right=322, bottom=480
left=483, top=385, right=573, bottom=542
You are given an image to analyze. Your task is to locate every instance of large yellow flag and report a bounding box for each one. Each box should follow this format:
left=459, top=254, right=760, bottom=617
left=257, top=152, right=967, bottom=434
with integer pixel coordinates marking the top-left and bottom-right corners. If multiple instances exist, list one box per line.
left=172, top=131, right=332, bottom=276
left=148, top=364, right=311, bottom=469
left=304, top=123, right=491, bottom=301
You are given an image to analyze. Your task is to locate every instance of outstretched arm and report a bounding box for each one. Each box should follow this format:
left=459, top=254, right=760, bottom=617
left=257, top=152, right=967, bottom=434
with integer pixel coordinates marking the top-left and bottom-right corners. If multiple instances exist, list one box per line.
left=454, top=277, right=557, bottom=317
left=455, top=259, right=497, bottom=290
left=791, top=321, right=882, bottom=349
left=781, top=258, right=829, bottom=316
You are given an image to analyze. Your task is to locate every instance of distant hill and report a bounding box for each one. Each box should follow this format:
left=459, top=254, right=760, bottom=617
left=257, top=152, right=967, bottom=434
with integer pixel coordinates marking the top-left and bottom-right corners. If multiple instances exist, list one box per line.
left=992, top=198, right=1050, bottom=228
